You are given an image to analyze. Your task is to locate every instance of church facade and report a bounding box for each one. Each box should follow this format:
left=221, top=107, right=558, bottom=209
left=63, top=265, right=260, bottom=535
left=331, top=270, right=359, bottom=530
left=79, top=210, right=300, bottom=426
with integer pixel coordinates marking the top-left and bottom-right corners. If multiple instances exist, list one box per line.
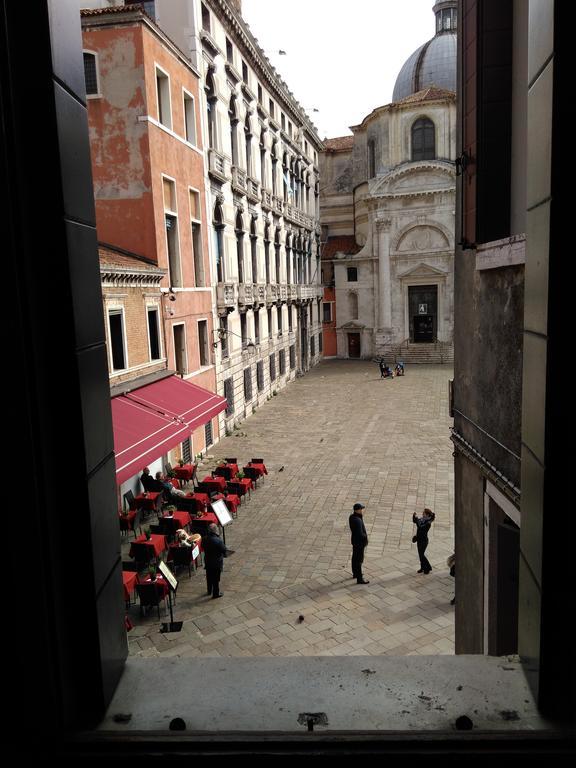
left=320, top=1, right=457, bottom=361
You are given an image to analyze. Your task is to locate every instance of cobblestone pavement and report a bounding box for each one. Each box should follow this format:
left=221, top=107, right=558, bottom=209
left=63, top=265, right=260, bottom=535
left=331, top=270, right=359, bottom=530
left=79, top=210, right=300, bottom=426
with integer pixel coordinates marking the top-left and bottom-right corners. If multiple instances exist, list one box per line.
left=125, top=360, right=455, bottom=659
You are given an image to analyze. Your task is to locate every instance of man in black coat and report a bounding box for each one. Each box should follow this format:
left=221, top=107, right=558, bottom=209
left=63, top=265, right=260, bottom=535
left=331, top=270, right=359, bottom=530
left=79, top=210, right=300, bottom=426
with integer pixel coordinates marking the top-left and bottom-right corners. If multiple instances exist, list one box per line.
left=202, top=523, right=229, bottom=598
left=349, top=502, right=369, bottom=584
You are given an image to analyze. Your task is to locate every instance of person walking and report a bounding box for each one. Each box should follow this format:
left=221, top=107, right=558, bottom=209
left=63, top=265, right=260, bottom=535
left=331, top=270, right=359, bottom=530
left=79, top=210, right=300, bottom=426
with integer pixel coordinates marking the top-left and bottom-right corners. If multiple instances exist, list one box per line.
left=378, top=359, right=386, bottom=378
left=202, top=523, right=229, bottom=598
left=349, top=502, right=369, bottom=584
left=412, top=507, right=435, bottom=574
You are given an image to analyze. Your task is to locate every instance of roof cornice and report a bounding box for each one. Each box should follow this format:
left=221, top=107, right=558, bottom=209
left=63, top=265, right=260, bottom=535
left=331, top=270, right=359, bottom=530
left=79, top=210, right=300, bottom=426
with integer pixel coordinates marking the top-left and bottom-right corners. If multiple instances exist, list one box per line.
left=207, top=0, right=323, bottom=151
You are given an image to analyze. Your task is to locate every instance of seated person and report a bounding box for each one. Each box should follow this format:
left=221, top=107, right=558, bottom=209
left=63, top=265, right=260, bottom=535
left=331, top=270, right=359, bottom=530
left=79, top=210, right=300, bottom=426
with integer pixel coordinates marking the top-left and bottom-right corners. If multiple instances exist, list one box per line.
left=176, top=529, right=201, bottom=547
left=155, top=471, right=187, bottom=499
left=395, top=362, right=404, bottom=376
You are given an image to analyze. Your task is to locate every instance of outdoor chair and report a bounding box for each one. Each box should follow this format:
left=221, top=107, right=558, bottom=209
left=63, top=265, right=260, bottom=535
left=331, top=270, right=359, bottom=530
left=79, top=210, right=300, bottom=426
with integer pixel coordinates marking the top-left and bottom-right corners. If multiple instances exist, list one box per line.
left=135, top=582, right=165, bottom=619
left=251, top=458, right=264, bottom=464
left=224, top=458, right=237, bottom=464
left=130, top=542, right=155, bottom=571
left=121, top=561, right=139, bottom=572
left=169, top=545, right=194, bottom=577
left=123, top=489, right=136, bottom=512
left=242, top=466, right=260, bottom=485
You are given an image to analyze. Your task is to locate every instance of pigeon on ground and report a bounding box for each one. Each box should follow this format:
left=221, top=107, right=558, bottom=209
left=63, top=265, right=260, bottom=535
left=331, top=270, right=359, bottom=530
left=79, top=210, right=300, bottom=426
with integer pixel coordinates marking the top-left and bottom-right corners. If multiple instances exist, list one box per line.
left=278, top=466, right=284, bottom=472
left=297, top=615, right=304, bottom=623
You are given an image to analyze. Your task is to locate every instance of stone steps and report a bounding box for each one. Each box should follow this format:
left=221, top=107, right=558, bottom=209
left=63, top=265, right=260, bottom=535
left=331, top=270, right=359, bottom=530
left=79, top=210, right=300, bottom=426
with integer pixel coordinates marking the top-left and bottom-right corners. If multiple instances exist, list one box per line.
left=378, top=342, right=454, bottom=365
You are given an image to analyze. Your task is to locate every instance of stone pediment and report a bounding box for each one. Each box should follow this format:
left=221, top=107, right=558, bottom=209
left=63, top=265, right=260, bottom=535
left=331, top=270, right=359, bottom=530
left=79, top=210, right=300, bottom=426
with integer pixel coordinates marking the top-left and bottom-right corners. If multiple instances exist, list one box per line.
left=371, top=161, right=454, bottom=199
left=396, top=225, right=450, bottom=253
left=397, top=262, right=448, bottom=279
left=340, top=321, right=366, bottom=330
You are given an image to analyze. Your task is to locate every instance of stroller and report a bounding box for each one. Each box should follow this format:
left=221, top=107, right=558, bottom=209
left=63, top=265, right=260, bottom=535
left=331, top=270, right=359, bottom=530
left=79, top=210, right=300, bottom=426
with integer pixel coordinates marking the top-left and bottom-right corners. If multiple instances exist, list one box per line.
left=394, top=361, right=405, bottom=376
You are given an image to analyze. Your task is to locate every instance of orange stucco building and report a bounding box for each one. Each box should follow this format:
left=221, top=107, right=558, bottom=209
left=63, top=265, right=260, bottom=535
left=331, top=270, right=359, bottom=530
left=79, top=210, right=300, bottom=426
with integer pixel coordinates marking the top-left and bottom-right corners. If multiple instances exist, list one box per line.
left=82, top=5, right=219, bottom=458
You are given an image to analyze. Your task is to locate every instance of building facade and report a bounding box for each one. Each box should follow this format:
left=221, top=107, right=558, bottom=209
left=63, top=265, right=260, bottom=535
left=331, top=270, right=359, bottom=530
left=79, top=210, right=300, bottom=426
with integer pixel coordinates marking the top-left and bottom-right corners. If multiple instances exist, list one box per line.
left=320, top=2, right=457, bottom=363
left=82, top=5, right=220, bottom=462
left=113, top=0, right=324, bottom=431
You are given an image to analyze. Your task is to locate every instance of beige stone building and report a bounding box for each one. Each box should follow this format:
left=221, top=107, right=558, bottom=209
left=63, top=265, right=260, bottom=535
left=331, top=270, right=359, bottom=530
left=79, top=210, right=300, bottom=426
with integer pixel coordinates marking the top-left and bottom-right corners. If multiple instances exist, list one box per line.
left=320, top=1, right=457, bottom=363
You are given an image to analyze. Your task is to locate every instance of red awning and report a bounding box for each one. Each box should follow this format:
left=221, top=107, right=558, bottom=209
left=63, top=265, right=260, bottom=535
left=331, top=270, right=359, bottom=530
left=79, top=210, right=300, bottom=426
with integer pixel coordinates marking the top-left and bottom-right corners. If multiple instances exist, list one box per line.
left=112, top=376, right=227, bottom=485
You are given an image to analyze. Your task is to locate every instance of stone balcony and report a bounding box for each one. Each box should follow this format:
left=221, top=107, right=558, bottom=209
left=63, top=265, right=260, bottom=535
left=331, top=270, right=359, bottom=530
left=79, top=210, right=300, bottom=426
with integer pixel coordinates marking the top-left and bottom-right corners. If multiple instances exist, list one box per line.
left=279, top=284, right=288, bottom=301
left=261, top=188, right=273, bottom=211
left=273, top=196, right=284, bottom=215
left=283, top=203, right=315, bottom=231
left=246, top=176, right=260, bottom=204
left=255, top=283, right=266, bottom=305
left=216, top=282, right=235, bottom=310
left=231, top=165, right=247, bottom=194
left=266, top=284, right=279, bottom=304
left=208, top=149, right=227, bottom=183
left=238, top=282, right=254, bottom=306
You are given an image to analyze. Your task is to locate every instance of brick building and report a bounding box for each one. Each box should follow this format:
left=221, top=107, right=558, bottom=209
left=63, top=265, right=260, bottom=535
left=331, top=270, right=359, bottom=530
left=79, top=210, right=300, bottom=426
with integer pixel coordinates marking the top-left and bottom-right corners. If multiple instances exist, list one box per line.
left=83, top=5, right=226, bottom=495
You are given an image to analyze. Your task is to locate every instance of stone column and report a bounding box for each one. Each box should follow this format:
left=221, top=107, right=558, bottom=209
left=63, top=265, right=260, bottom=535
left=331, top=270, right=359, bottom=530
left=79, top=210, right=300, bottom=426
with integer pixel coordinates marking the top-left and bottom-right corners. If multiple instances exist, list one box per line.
left=376, top=216, right=392, bottom=331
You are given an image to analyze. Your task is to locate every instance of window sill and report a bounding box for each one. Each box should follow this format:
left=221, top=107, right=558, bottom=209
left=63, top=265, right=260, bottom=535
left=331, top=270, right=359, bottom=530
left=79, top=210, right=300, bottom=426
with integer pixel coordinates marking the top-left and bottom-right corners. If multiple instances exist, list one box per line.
left=96, top=655, right=553, bottom=737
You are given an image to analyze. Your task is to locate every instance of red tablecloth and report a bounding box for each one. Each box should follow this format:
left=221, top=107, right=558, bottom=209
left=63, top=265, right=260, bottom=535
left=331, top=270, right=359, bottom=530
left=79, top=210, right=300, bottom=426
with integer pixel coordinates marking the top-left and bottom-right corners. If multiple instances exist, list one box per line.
left=185, top=492, right=209, bottom=512
left=140, top=574, right=170, bottom=599
left=129, top=533, right=166, bottom=558
left=131, top=491, right=161, bottom=511
left=163, top=510, right=191, bottom=528
left=246, top=462, right=268, bottom=476
left=173, top=463, right=196, bottom=480
left=122, top=570, right=138, bottom=601
left=237, top=477, right=254, bottom=493
left=167, top=540, right=202, bottom=566
left=214, top=463, right=239, bottom=479
left=213, top=493, right=240, bottom=516
left=119, top=510, right=137, bottom=532
left=201, top=475, right=227, bottom=492
left=190, top=511, right=219, bottom=529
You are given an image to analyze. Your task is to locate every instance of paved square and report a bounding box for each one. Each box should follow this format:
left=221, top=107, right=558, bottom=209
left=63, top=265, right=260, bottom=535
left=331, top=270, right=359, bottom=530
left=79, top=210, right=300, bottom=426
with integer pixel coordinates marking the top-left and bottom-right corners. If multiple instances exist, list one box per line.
left=125, top=360, right=455, bottom=658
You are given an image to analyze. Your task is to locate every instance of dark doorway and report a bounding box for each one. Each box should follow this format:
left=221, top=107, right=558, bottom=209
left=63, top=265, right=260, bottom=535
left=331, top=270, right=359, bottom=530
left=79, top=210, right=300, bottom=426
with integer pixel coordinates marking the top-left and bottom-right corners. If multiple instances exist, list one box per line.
left=494, top=520, right=520, bottom=655
left=409, top=285, right=437, bottom=342
left=348, top=333, right=360, bottom=358
left=413, top=315, right=434, bottom=342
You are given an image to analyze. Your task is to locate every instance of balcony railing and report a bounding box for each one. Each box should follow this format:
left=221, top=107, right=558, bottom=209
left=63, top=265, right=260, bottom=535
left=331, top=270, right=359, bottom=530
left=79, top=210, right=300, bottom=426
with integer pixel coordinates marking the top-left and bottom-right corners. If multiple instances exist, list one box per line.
left=216, top=282, right=235, bottom=309
left=246, top=176, right=260, bottom=203
left=261, top=189, right=273, bottom=211
left=231, top=165, right=247, bottom=193
left=279, top=284, right=288, bottom=301
left=238, top=282, right=254, bottom=306
left=266, top=284, right=278, bottom=304
left=256, top=283, right=266, bottom=304
left=208, top=149, right=227, bottom=182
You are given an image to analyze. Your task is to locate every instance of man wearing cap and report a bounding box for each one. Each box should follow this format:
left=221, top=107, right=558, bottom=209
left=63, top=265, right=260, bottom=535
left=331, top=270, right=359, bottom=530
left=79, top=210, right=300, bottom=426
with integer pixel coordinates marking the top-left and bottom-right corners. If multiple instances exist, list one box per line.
left=349, top=503, right=369, bottom=584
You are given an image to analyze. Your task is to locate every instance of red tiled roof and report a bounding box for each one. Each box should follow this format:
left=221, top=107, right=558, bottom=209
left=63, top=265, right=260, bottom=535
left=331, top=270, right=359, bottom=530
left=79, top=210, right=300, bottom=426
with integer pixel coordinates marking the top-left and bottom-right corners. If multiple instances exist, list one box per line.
left=395, top=86, right=456, bottom=105
left=99, top=244, right=164, bottom=273
left=323, top=135, right=354, bottom=152
left=321, top=236, right=361, bottom=259
left=80, top=5, right=150, bottom=18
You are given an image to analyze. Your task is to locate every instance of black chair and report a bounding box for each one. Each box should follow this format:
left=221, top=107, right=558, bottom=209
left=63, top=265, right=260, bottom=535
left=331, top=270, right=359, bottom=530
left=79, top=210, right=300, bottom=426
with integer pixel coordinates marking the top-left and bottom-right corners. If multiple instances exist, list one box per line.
left=159, top=516, right=179, bottom=542
left=226, top=481, right=247, bottom=498
left=130, top=509, right=143, bottom=539
left=123, top=489, right=136, bottom=511
left=121, top=561, right=139, bottom=572
left=135, top=582, right=165, bottom=618
left=148, top=523, right=163, bottom=535
left=165, top=462, right=173, bottom=475
left=130, top=542, right=155, bottom=571
left=224, top=458, right=237, bottom=464
left=251, top=458, right=264, bottom=464
left=214, top=466, right=233, bottom=480
left=175, top=496, right=198, bottom=514
left=242, top=466, right=260, bottom=485
left=169, top=546, right=194, bottom=577
left=196, top=482, right=217, bottom=495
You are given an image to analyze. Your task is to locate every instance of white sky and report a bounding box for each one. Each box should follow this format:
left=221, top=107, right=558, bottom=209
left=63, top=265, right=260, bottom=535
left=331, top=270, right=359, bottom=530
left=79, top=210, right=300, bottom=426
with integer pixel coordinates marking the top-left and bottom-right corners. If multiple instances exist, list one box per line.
left=241, top=0, right=435, bottom=139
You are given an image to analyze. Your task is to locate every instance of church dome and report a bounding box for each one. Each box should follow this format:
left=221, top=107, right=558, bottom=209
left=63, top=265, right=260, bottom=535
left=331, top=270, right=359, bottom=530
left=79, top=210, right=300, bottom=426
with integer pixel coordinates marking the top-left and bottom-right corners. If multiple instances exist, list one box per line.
left=392, top=1, right=457, bottom=102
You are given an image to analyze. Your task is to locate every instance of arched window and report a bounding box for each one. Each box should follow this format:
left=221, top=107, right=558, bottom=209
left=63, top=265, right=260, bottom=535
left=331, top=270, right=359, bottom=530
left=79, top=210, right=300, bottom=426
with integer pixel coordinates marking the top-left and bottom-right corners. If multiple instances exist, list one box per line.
left=271, top=142, right=278, bottom=195
left=213, top=202, right=225, bottom=282
left=250, top=216, right=258, bottom=283
left=367, top=138, right=376, bottom=178
left=349, top=292, right=358, bottom=320
left=412, top=117, right=435, bottom=161
left=264, top=223, right=271, bottom=284
left=259, top=128, right=266, bottom=187
left=244, top=115, right=252, bottom=175
left=274, top=228, right=281, bottom=284
left=285, top=233, right=292, bottom=284
left=235, top=210, right=245, bottom=283
left=229, top=96, right=238, bottom=165
left=205, top=71, right=217, bottom=149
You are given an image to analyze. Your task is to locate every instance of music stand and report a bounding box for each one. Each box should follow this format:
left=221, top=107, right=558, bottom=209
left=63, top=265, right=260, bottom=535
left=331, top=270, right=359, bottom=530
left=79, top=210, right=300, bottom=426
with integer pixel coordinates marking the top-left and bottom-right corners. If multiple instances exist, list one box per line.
left=158, top=560, right=182, bottom=633
left=211, top=498, right=233, bottom=546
